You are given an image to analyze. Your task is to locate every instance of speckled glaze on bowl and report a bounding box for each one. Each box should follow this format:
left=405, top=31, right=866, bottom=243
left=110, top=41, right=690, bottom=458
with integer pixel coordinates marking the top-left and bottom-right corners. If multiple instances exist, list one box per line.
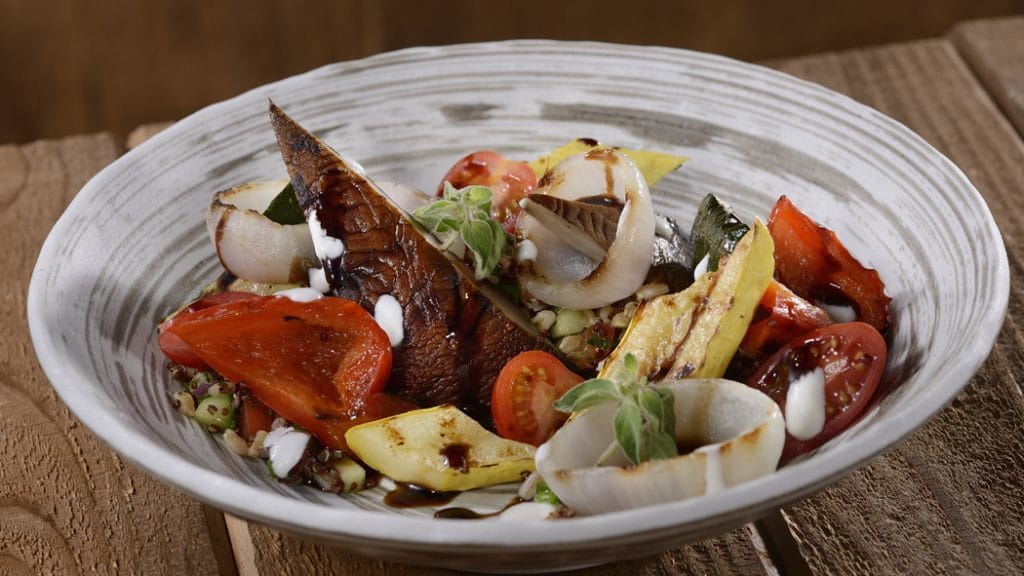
left=27, top=41, right=1008, bottom=572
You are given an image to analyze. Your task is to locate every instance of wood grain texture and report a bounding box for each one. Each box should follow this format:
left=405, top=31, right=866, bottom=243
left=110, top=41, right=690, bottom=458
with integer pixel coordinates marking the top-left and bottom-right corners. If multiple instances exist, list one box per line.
left=3, top=0, right=1023, bottom=143
left=770, top=40, right=1024, bottom=575
left=236, top=522, right=771, bottom=576
left=0, top=135, right=224, bottom=575
left=950, top=16, right=1024, bottom=136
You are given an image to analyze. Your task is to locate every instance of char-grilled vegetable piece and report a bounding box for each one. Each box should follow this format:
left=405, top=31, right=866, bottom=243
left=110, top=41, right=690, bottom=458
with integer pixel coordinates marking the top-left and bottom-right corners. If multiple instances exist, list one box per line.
left=666, top=219, right=774, bottom=379
left=600, top=219, right=773, bottom=382
left=268, top=102, right=553, bottom=415
left=345, top=405, right=536, bottom=491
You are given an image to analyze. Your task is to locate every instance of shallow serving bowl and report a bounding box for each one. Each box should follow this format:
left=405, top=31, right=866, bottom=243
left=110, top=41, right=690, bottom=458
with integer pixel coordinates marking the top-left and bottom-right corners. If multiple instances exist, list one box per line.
left=27, top=41, right=1008, bottom=572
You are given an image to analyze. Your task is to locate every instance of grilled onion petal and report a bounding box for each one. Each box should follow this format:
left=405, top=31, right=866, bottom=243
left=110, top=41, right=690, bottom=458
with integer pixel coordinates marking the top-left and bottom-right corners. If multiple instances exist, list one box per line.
left=535, top=379, right=784, bottom=516
left=517, top=150, right=654, bottom=309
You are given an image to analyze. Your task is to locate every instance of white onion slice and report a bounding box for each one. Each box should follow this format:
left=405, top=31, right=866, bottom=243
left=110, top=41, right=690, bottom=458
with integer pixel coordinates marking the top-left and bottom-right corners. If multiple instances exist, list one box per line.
left=535, top=379, right=784, bottom=516
left=206, top=180, right=428, bottom=284
left=206, top=180, right=315, bottom=283
left=517, top=150, right=654, bottom=309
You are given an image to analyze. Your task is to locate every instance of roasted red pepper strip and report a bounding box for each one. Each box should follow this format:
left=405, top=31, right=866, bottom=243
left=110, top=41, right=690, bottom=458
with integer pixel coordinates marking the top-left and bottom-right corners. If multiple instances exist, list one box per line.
left=167, top=295, right=400, bottom=451
left=158, top=291, right=262, bottom=369
left=768, top=196, right=892, bottom=332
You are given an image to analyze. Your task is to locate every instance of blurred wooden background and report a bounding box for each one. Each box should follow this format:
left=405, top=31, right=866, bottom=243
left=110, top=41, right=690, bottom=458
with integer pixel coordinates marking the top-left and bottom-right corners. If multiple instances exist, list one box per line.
left=2, top=0, right=1022, bottom=144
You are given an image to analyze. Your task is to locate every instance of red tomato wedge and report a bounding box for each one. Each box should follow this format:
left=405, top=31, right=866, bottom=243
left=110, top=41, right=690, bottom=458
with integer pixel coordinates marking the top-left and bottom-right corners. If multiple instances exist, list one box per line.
left=165, top=296, right=398, bottom=452
left=236, top=392, right=275, bottom=441
left=768, top=196, right=892, bottom=333
left=740, top=280, right=833, bottom=362
left=491, top=351, right=584, bottom=446
left=747, top=322, right=887, bottom=460
left=438, top=150, right=538, bottom=233
left=158, top=291, right=261, bottom=369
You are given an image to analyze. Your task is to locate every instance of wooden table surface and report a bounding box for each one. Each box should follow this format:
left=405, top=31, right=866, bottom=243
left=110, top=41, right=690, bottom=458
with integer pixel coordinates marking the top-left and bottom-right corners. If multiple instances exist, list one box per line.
left=3, top=16, right=1022, bottom=576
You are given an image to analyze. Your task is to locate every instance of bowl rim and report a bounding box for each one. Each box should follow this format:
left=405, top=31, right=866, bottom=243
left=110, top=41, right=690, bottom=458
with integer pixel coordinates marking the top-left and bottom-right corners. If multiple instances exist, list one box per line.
left=27, top=39, right=1010, bottom=551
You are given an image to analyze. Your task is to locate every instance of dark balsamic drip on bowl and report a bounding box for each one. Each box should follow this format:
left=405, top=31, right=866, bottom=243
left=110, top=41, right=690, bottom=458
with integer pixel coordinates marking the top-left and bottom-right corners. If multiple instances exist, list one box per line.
left=383, top=482, right=459, bottom=508
left=434, top=497, right=526, bottom=520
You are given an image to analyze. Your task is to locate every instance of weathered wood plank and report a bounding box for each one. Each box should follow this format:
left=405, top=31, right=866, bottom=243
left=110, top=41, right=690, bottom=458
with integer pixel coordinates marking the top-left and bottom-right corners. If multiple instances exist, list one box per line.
left=950, top=17, right=1024, bottom=137
left=5, top=0, right=1024, bottom=143
left=234, top=521, right=771, bottom=576
left=769, top=39, right=1024, bottom=575
left=0, top=135, right=226, bottom=575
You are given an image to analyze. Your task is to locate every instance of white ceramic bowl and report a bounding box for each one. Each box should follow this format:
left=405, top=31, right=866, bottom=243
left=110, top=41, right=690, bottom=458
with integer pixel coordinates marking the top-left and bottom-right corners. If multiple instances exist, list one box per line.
left=27, top=41, right=1008, bottom=572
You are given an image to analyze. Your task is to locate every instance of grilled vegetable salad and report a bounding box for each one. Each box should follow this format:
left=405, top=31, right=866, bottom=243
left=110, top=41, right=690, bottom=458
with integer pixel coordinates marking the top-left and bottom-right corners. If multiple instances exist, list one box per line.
left=157, top=103, right=890, bottom=517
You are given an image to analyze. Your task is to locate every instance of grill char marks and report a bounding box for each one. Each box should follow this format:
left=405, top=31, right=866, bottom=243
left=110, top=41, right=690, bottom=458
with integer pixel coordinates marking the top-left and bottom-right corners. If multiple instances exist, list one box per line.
left=269, top=102, right=550, bottom=414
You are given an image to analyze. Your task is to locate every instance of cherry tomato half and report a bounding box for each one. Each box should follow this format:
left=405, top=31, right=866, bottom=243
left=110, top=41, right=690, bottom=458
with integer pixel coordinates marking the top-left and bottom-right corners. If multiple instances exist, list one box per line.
left=768, top=196, right=892, bottom=333
left=491, top=351, right=584, bottom=446
left=438, top=150, right=537, bottom=233
left=747, top=322, right=887, bottom=460
left=157, top=291, right=261, bottom=369
left=166, top=295, right=399, bottom=452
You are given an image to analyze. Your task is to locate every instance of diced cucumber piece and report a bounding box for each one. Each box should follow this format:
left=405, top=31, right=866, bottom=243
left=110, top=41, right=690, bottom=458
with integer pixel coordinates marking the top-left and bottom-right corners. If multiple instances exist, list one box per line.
left=551, top=309, right=587, bottom=338
left=194, top=393, right=235, bottom=432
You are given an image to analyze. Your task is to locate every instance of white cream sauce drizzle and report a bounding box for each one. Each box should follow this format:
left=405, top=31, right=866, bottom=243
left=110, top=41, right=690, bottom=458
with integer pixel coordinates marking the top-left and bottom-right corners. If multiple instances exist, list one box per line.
left=307, top=210, right=345, bottom=260
left=263, top=427, right=310, bottom=478
left=821, top=302, right=857, bottom=323
left=693, top=253, right=711, bottom=279
left=784, top=367, right=826, bottom=440
left=275, top=287, right=323, bottom=303
left=516, top=239, right=538, bottom=263
left=374, top=294, right=404, bottom=347
left=308, top=267, right=330, bottom=294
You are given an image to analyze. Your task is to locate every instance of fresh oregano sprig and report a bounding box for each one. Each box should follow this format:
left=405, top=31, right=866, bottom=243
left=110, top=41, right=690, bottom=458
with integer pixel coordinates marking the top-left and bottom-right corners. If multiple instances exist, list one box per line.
left=553, top=353, right=678, bottom=466
left=411, top=182, right=509, bottom=279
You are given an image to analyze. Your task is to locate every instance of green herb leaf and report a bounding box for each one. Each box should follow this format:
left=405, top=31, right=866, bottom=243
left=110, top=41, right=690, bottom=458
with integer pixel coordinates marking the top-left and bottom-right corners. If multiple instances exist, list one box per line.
left=263, top=183, right=306, bottom=225
left=691, top=193, right=749, bottom=273
left=648, top=430, right=679, bottom=461
left=411, top=184, right=509, bottom=279
left=553, top=378, right=620, bottom=413
left=410, top=199, right=462, bottom=232
left=441, top=181, right=459, bottom=201
left=458, top=185, right=494, bottom=215
left=622, top=353, right=641, bottom=381
left=614, top=397, right=644, bottom=464
left=556, top=352, right=678, bottom=467
left=461, top=219, right=498, bottom=279
left=638, top=387, right=667, bottom=431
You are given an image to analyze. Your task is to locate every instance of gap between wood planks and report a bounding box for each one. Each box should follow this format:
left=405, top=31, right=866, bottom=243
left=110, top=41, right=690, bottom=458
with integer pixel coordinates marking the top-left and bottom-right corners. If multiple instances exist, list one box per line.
left=949, top=17, right=1024, bottom=139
